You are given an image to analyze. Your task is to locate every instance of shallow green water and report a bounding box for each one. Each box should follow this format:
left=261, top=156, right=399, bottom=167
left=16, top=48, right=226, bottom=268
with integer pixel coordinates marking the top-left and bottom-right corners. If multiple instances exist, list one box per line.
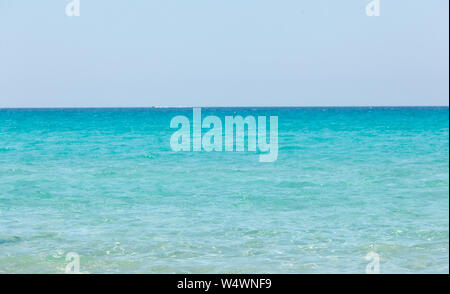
left=0, top=107, right=448, bottom=273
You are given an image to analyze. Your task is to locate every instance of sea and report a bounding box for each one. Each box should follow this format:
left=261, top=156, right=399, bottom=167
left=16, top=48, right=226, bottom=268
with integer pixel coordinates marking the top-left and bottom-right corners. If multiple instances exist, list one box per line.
left=0, top=107, right=448, bottom=273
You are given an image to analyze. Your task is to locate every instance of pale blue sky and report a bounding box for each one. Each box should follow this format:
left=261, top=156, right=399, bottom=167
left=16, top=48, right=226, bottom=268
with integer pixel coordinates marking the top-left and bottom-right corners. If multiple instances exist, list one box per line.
left=0, top=0, right=448, bottom=107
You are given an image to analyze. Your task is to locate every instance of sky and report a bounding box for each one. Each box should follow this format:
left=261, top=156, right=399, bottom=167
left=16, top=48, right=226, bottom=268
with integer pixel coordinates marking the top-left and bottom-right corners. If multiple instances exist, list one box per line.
left=0, top=0, right=448, bottom=107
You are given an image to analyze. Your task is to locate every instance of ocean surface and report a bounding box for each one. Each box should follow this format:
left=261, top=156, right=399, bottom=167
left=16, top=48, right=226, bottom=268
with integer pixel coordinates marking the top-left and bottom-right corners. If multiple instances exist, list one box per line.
left=0, top=107, right=448, bottom=273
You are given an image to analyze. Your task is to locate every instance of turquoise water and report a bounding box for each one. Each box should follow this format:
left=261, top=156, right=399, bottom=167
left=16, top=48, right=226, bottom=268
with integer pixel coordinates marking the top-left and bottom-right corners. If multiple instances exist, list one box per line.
left=0, top=107, right=448, bottom=273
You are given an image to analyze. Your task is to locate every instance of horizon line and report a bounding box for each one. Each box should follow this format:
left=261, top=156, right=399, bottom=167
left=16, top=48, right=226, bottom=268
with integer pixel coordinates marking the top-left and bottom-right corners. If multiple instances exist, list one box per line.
left=0, top=105, right=449, bottom=110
